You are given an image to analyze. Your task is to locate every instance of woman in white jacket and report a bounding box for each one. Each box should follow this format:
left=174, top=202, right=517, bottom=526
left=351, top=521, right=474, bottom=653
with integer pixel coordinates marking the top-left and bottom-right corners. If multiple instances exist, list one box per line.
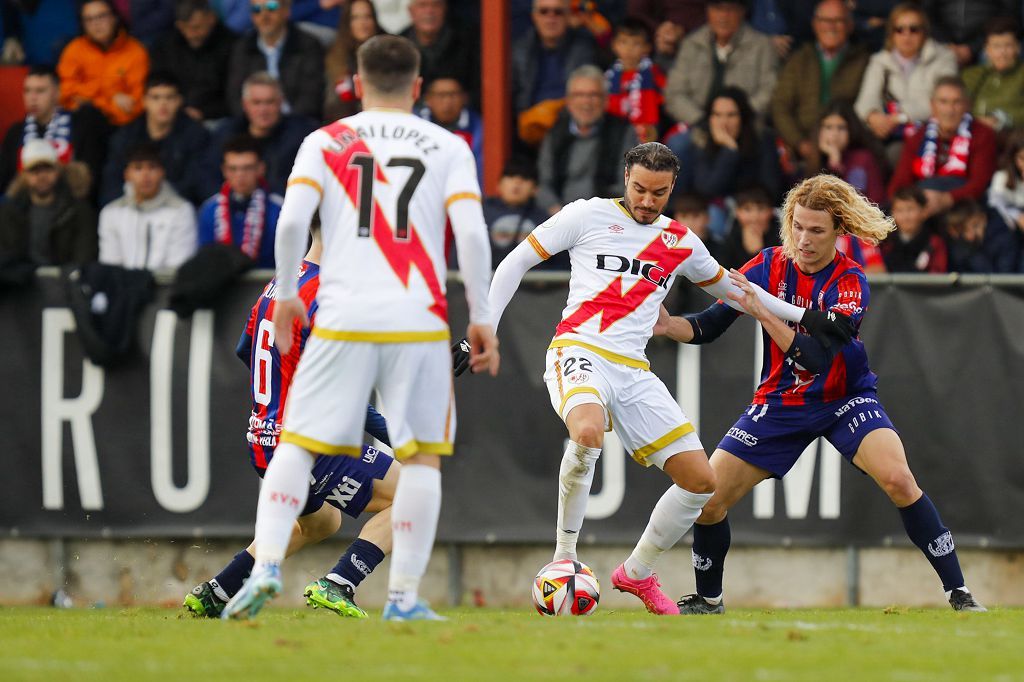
left=854, top=3, right=957, bottom=159
left=98, top=144, right=197, bottom=271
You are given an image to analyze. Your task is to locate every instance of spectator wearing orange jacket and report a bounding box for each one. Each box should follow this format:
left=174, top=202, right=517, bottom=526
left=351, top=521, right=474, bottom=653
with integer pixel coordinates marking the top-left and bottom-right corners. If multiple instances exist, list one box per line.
left=57, top=0, right=149, bottom=126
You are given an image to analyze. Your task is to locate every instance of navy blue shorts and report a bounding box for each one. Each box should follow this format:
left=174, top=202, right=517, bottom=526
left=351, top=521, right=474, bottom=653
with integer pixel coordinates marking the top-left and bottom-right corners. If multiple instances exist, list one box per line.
left=716, top=393, right=897, bottom=478
left=255, top=445, right=394, bottom=518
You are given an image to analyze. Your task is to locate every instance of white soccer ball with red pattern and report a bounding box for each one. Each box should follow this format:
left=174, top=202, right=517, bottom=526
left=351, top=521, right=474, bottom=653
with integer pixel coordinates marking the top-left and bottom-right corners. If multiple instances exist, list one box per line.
left=532, top=559, right=600, bottom=616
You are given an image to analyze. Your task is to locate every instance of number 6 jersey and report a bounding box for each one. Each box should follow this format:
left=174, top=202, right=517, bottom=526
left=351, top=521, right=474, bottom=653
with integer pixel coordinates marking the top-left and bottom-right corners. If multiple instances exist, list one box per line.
left=285, top=110, right=483, bottom=340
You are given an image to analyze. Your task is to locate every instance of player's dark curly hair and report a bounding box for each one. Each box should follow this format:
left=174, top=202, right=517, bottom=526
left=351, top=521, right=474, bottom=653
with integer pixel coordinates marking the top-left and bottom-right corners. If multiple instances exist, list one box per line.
left=623, top=142, right=680, bottom=178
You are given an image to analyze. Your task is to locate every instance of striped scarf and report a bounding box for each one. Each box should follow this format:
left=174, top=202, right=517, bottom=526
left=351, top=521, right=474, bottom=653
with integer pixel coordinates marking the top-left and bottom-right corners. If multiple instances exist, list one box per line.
left=214, top=182, right=267, bottom=260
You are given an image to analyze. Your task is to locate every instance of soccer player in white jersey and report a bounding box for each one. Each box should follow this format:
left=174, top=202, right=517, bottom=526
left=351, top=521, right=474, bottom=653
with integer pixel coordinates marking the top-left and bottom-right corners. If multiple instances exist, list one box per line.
left=223, top=35, right=499, bottom=622
left=481, top=142, right=854, bottom=614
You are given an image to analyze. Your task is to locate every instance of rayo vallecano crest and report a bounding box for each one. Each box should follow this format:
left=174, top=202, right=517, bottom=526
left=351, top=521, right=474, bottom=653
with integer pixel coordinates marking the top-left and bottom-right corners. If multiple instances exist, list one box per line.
left=660, top=230, right=680, bottom=248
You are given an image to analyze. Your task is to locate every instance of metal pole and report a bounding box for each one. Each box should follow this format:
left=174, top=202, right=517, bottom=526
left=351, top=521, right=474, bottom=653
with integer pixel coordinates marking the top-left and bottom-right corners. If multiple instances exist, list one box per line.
left=846, top=545, right=860, bottom=606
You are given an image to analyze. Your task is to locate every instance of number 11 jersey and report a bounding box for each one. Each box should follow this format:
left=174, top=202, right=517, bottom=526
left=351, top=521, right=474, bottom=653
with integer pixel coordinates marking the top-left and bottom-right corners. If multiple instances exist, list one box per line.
left=286, top=110, right=481, bottom=341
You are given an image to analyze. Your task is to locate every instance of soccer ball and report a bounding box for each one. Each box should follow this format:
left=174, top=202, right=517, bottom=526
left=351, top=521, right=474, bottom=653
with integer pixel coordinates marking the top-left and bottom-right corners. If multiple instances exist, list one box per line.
left=532, top=559, right=600, bottom=616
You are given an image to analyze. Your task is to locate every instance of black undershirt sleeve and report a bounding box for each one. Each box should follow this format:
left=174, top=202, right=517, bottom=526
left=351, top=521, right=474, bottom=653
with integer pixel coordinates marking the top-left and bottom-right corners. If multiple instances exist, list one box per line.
left=683, top=303, right=742, bottom=344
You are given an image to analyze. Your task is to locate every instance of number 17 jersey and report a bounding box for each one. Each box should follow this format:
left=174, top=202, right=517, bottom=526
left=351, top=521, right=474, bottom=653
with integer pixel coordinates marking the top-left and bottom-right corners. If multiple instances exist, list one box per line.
left=286, top=110, right=482, bottom=341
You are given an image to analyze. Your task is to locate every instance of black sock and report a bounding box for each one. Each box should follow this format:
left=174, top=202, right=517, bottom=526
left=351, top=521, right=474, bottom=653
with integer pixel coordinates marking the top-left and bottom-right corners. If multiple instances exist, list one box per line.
left=692, top=517, right=731, bottom=599
left=212, top=549, right=256, bottom=599
left=328, top=538, right=385, bottom=588
left=898, top=493, right=965, bottom=593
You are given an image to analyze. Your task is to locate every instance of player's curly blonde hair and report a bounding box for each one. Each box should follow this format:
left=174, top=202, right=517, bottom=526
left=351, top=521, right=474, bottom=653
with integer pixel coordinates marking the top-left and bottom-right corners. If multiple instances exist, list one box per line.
left=780, top=174, right=895, bottom=260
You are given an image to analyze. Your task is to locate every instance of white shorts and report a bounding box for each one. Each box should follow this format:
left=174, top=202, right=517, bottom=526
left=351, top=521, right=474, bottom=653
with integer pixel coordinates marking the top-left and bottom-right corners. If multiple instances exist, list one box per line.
left=281, top=334, right=455, bottom=461
left=543, top=344, right=703, bottom=469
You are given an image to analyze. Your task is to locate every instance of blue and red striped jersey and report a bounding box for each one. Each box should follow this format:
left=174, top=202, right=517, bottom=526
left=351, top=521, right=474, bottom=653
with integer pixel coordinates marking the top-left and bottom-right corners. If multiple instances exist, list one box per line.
left=741, top=247, right=878, bottom=406
left=242, top=261, right=321, bottom=469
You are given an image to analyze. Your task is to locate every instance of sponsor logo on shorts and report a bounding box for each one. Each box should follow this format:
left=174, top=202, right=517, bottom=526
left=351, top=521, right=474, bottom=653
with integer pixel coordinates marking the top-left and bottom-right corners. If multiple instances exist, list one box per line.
left=833, top=396, right=879, bottom=418
left=928, top=531, right=955, bottom=557
left=692, top=552, right=712, bottom=571
left=568, top=372, right=590, bottom=385
left=726, top=427, right=758, bottom=447
left=362, top=446, right=379, bottom=464
left=847, top=409, right=884, bottom=434
left=326, top=476, right=362, bottom=509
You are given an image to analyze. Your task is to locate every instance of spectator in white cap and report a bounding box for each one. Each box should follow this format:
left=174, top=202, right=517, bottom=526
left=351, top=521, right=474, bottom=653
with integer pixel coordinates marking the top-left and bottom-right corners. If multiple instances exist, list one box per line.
left=0, top=139, right=98, bottom=267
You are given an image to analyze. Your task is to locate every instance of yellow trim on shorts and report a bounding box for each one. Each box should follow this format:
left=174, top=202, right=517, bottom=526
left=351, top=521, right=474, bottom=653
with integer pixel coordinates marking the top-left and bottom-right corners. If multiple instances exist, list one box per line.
left=631, top=423, right=696, bottom=466
left=527, top=234, right=551, bottom=260
left=548, top=339, right=650, bottom=371
left=280, top=431, right=362, bottom=457
left=558, top=387, right=602, bottom=418
left=393, top=440, right=454, bottom=460
left=312, top=328, right=451, bottom=343
left=445, top=192, right=481, bottom=209
left=287, top=177, right=323, bottom=195
left=693, top=266, right=725, bottom=288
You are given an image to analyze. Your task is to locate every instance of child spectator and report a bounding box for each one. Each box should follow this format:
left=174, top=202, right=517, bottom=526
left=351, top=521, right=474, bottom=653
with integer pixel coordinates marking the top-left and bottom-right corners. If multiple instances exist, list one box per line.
left=98, top=143, right=197, bottom=271
left=717, top=186, right=781, bottom=270
left=962, top=17, right=1024, bottom=133
left=483, top=157, right=567, bottom=269
left=881, top=186, right=947, bottom=273
left=945, top=199, right=1018, bottom=274
left=605, top=18, right=666, bottom=143
left=198, top=135, right=281, bottom=268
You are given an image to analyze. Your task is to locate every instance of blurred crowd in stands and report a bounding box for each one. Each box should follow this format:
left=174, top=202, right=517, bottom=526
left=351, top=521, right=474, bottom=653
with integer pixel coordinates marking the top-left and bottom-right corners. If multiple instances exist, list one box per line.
left=2, top=0, right=1024, bottom=279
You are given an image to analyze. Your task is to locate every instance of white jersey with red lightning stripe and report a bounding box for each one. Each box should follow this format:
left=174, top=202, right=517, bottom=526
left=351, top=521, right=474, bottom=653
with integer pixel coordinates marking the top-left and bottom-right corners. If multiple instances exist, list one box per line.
left=527, top=197, right=724, bottom=369
left=286, top=110, right=480, bottom=340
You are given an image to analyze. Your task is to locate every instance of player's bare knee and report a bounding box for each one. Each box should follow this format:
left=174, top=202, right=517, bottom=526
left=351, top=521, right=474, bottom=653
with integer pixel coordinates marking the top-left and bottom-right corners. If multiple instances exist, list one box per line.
left=572, top=423, right=604, bottom=449
left=881, top=470, right=921, bottom=506
left=698, top=497, right=727, bottom=524
left=670, top=467, right=716, bottom=494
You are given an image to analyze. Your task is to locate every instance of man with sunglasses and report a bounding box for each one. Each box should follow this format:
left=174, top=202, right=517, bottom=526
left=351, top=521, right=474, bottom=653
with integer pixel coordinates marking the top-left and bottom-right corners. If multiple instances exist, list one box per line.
left=227, top=0, right=325, bottom=120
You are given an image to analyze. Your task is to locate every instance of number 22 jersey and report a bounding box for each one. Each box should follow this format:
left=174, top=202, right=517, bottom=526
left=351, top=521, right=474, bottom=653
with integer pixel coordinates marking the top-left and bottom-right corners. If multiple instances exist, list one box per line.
left=526, top=197, right=726, bottom=370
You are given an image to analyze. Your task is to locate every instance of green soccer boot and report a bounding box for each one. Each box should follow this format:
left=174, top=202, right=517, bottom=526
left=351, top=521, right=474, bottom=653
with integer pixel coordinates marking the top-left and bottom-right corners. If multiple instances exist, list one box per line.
left=303, top=578, right=368, bottom=618
left=183, top=581, right=227, bottom=618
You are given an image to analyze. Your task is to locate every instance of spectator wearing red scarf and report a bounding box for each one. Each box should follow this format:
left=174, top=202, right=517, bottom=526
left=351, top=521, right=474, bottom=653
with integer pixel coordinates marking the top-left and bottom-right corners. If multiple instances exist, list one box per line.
left=605, top=18, right=666, bottom=143
left=888, top=76, right=997, bottom=219
left=197, top=135, right=281, bottom=268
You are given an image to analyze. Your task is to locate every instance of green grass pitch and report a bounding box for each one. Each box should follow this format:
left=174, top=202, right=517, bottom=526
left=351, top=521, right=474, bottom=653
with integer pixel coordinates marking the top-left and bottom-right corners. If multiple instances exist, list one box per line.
left=1, top=606, right=1020, bottom=681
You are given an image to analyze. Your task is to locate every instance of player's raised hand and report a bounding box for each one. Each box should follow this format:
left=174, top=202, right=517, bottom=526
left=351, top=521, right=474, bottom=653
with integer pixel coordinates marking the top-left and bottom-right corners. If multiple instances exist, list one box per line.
left=271, top=297, right=308, bottom=354
left=466, top=323, right=500, bottom=377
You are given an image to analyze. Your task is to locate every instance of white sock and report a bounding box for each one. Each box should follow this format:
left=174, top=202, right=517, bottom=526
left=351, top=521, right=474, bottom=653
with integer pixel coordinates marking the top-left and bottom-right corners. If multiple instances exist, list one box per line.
left=252, top=443, right=315, bottom=571
left=387, top=464, right=442, bottom=610
left=623, top=486, right=713, bottom=580
left=553, top=441, right=602, bottom=561
left=326, top=573, right=355, bottom=590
